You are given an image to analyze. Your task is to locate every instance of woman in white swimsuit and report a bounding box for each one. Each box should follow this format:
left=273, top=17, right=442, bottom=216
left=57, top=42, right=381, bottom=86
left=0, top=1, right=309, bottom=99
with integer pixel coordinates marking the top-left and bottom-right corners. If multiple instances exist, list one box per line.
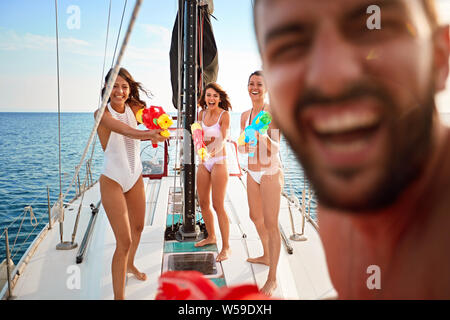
left=95, top=68, right=168, bottom=300
left=238, top=71, right=283, bottom=296
left=194, top=82, right=232, bottom=262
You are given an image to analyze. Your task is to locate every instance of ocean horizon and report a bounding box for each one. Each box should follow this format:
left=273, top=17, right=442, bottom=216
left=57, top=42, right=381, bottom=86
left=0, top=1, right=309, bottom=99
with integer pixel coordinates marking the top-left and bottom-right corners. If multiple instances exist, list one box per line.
left=0, top=112, right=311, bottom=265
left=1, top=110, right=449, bottom=264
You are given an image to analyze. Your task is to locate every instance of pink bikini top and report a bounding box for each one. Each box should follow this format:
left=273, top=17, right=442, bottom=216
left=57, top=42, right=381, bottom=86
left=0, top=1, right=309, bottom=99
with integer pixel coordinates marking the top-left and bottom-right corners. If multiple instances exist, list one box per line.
left=202, top=110, right=225, bottom=139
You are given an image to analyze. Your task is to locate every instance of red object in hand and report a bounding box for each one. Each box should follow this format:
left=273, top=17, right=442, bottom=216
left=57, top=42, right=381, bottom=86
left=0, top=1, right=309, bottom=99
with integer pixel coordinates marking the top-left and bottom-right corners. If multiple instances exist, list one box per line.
left=155, top=271, right=273, bottom=300
left=191, top=123, right=208, bottom=161
left=142, top=106, right=164, bottom=129
left=138, top=106, right=170, bottom=148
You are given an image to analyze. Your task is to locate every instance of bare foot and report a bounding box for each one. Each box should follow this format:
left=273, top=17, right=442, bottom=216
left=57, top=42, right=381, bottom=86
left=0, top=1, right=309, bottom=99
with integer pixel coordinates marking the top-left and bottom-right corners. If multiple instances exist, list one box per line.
left=194, top=237, right=216, bottom=247
left=216, top=248, right=231, bottom=262
left=247, top=255, right=270, bottom=266
left=127, top=266, right=147, bottom=281
left=260, top=279, right=277, bottom=297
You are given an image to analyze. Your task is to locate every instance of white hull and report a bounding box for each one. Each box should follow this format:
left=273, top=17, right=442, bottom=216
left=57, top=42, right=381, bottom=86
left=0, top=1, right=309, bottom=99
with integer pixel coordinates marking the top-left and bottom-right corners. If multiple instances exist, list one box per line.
left=1, top=173, right=336, bottom=300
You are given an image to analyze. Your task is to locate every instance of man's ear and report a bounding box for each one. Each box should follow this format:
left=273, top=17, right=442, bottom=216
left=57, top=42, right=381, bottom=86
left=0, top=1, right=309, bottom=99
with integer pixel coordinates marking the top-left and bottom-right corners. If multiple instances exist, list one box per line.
left=433, top=24, right=450, bottom=92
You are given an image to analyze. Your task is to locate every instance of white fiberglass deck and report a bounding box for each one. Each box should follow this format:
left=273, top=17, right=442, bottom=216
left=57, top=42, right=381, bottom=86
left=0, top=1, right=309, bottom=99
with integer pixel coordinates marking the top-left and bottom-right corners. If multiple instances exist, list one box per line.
left=2, top=174, right=336, bottom=300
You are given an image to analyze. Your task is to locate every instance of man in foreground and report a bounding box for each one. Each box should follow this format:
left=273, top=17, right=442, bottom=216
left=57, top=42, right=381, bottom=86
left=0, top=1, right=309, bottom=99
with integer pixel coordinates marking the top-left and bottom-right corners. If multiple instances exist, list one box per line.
left=253, top=0, right=450, bottom=298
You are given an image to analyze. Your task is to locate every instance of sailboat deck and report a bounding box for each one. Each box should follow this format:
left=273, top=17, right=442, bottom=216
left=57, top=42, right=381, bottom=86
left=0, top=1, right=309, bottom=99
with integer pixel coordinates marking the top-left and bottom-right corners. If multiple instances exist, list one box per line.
left=2, top=174, right=336, bottom=300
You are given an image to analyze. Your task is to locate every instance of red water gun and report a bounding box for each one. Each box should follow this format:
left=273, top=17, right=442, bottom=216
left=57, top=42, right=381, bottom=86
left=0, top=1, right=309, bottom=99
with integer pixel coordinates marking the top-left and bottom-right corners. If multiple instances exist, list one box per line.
left=156, top=271, right=273, bottom=300
left=136, top=106, right=173, bottom=147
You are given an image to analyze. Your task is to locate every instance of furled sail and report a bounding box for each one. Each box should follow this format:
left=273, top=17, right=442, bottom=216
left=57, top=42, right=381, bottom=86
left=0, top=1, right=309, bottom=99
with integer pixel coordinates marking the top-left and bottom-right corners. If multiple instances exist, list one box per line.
left=169, top=0, right=218, bottom=109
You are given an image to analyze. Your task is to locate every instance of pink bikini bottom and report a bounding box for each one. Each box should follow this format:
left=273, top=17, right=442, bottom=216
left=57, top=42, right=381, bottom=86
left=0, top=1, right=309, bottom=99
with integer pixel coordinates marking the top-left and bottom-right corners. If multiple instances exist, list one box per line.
left=202, top=155, right=227, bottom=172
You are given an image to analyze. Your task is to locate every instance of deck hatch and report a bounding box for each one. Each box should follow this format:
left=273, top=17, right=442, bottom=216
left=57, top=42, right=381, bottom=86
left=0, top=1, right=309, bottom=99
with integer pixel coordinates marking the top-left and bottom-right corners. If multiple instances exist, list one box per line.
left=162, top=252, right=223, bottom=278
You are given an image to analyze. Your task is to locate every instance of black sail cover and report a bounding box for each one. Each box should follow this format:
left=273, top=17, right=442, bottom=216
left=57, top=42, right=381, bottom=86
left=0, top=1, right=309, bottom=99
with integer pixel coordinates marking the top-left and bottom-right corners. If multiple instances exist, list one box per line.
left=169, top=1, right=218, bottom=109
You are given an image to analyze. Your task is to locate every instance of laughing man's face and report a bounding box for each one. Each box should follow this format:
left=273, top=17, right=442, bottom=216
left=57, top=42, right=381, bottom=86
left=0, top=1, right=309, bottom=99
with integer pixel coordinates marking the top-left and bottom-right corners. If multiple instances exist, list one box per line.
left=255, top=0, right=448, bottom=211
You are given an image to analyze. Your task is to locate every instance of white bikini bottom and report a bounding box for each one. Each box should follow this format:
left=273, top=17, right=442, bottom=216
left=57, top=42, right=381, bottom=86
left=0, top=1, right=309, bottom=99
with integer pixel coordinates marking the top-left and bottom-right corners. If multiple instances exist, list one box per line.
left=247, top=167, right=280, bottom=185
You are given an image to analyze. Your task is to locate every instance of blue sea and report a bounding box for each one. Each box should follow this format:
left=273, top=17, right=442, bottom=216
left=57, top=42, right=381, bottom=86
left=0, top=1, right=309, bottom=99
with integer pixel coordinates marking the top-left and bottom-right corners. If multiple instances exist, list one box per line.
left=0, top=112, right=313, bottom=265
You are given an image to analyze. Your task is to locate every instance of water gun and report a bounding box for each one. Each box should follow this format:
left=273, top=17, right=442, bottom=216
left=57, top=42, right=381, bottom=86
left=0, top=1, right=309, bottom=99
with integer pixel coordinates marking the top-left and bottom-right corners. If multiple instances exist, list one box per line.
left=238, top=110, right=272, bottom=157
left=136, top=106, right=173, bottom=147
left=156, top=271, right=273, bottom=300
left=191, top=122, right=208, bottom=161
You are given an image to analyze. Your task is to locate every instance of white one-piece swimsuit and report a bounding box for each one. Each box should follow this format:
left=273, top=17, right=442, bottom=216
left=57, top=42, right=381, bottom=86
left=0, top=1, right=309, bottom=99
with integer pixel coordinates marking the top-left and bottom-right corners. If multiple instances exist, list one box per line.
left=102, top=103, right=143, bottom=192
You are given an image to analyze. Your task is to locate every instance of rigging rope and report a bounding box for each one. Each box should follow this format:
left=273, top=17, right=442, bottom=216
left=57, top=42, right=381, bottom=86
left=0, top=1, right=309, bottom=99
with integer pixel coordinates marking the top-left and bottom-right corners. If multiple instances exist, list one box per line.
left=111, top=0, right=128, bottom=68
left=89, top=0, right=129, bottom=168
left=97, top=0, right=112, bottom=110
left=89, top=0, right=115, bottom=169
left=54, top=0, right=62, bottom=201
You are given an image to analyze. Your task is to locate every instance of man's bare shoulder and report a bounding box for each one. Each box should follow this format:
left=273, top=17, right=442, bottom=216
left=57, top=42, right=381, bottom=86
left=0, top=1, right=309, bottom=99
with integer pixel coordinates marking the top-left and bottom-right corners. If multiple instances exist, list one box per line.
left=425, top=126, right=450, bottom=237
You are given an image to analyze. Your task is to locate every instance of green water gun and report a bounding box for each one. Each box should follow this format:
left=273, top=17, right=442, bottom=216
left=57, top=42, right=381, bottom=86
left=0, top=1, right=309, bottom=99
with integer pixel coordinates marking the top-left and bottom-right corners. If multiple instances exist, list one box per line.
left=238, top=110, right=272, bottom=157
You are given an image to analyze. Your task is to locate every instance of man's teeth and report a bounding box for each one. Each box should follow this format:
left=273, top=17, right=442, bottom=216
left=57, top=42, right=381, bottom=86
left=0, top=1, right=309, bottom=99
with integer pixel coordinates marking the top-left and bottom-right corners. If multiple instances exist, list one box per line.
left=313, top=111, right=379, bottom=135
left=326, top=139, right=367, bottom=152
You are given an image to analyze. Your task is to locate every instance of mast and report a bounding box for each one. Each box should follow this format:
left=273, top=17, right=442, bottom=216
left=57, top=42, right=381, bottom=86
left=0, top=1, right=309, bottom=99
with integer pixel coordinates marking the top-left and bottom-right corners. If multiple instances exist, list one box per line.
left=177, top=0, right=201, bottom=240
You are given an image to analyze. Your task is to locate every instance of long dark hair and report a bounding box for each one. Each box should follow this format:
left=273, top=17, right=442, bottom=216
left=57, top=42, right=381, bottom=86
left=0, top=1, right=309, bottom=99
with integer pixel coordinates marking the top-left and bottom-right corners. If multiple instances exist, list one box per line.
left=101, top=67, right=151, bottom=107
left=248, top=70, right=263, bottom=84
left=198, top=82, right=232, bottom=111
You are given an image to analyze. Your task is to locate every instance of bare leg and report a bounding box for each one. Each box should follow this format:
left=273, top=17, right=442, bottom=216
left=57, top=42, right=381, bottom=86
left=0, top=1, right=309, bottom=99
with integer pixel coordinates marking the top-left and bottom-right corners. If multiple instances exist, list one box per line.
left=124, top=176, right=147, bottom=281
left=195, top=164, right=217, bottom=247
left=211, top=162, right=231, bottom=262
left=246, top=173, right=270, bottom=265
left=100, top=175, right=132, bottom=300
left=259, top=170, right=282, bottom=296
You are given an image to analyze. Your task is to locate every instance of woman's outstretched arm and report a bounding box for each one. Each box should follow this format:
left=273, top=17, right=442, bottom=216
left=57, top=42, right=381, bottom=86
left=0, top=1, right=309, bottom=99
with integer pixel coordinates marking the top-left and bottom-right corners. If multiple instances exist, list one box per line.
left=95, top=109, right=165, bottom=142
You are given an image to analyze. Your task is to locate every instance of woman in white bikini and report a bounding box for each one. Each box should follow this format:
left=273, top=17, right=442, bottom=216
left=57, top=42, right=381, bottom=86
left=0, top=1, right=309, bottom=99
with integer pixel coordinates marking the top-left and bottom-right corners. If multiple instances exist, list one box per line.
left=95, top=68, right=168, bottom=300
left=239, top=71, right=283, bottom=296
left=194, top=82, right=232, bottom=262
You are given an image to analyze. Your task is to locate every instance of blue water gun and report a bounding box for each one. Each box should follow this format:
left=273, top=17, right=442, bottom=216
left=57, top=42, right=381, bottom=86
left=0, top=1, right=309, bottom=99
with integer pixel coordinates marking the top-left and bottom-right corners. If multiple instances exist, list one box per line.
left=238, top=110, right=272, bottom=157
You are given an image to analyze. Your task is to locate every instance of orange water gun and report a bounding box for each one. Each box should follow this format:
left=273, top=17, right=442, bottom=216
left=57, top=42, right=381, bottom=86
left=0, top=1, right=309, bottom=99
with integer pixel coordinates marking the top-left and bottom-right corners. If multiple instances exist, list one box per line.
left=190, top=122, right=208, bottom=161
left=136, top=106, right=173, bottom=147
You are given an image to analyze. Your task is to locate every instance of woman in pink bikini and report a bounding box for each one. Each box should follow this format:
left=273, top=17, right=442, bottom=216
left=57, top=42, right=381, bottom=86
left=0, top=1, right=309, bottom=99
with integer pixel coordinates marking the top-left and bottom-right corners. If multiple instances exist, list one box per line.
left=194, top=82, right=232, bottom=262
left=239, top=71, right=283, bottom=296
left=95, top=68, right=168, bottom=299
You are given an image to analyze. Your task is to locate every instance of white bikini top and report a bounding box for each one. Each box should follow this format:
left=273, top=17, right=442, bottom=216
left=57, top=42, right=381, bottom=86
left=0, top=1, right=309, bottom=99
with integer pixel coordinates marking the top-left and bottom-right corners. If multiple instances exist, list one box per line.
left=246, top=107, right=281, bottom=163
left=247, top=106, right=266, bottom=126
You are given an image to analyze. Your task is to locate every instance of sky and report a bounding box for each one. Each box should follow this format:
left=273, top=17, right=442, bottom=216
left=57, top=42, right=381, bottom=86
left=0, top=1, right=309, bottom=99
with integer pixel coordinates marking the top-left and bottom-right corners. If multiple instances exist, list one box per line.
left=0, top=0, right=261, bottom=113
left=0, top=0, right=449, bottom=114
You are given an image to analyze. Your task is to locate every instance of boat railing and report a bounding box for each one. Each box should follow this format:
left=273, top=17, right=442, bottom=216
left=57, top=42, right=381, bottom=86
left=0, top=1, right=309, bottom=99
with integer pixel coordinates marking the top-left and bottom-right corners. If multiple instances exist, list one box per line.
left=277, top=140, right=319, bottom=235
left=140, top=115, right=186, bottom=180
left=238, top=162, right=317, bottom=256
left=141, top=140, right=170, bottom=180
left=0, top=200, right=53, bottom=300
left=0, top=157, right=97, bottom=300
left=282, top=189, right=319, bottom=232
left=2, top=0, right=145, bottom=300
left=278, top=178, right=318, bottom=253
left=227, top=139, right=243, bottom=177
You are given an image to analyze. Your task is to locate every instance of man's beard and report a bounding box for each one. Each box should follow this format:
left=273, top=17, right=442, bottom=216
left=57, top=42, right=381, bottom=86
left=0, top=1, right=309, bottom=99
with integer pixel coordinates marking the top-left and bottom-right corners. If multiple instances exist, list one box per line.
left=277, top=81, right=436, bottom=212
